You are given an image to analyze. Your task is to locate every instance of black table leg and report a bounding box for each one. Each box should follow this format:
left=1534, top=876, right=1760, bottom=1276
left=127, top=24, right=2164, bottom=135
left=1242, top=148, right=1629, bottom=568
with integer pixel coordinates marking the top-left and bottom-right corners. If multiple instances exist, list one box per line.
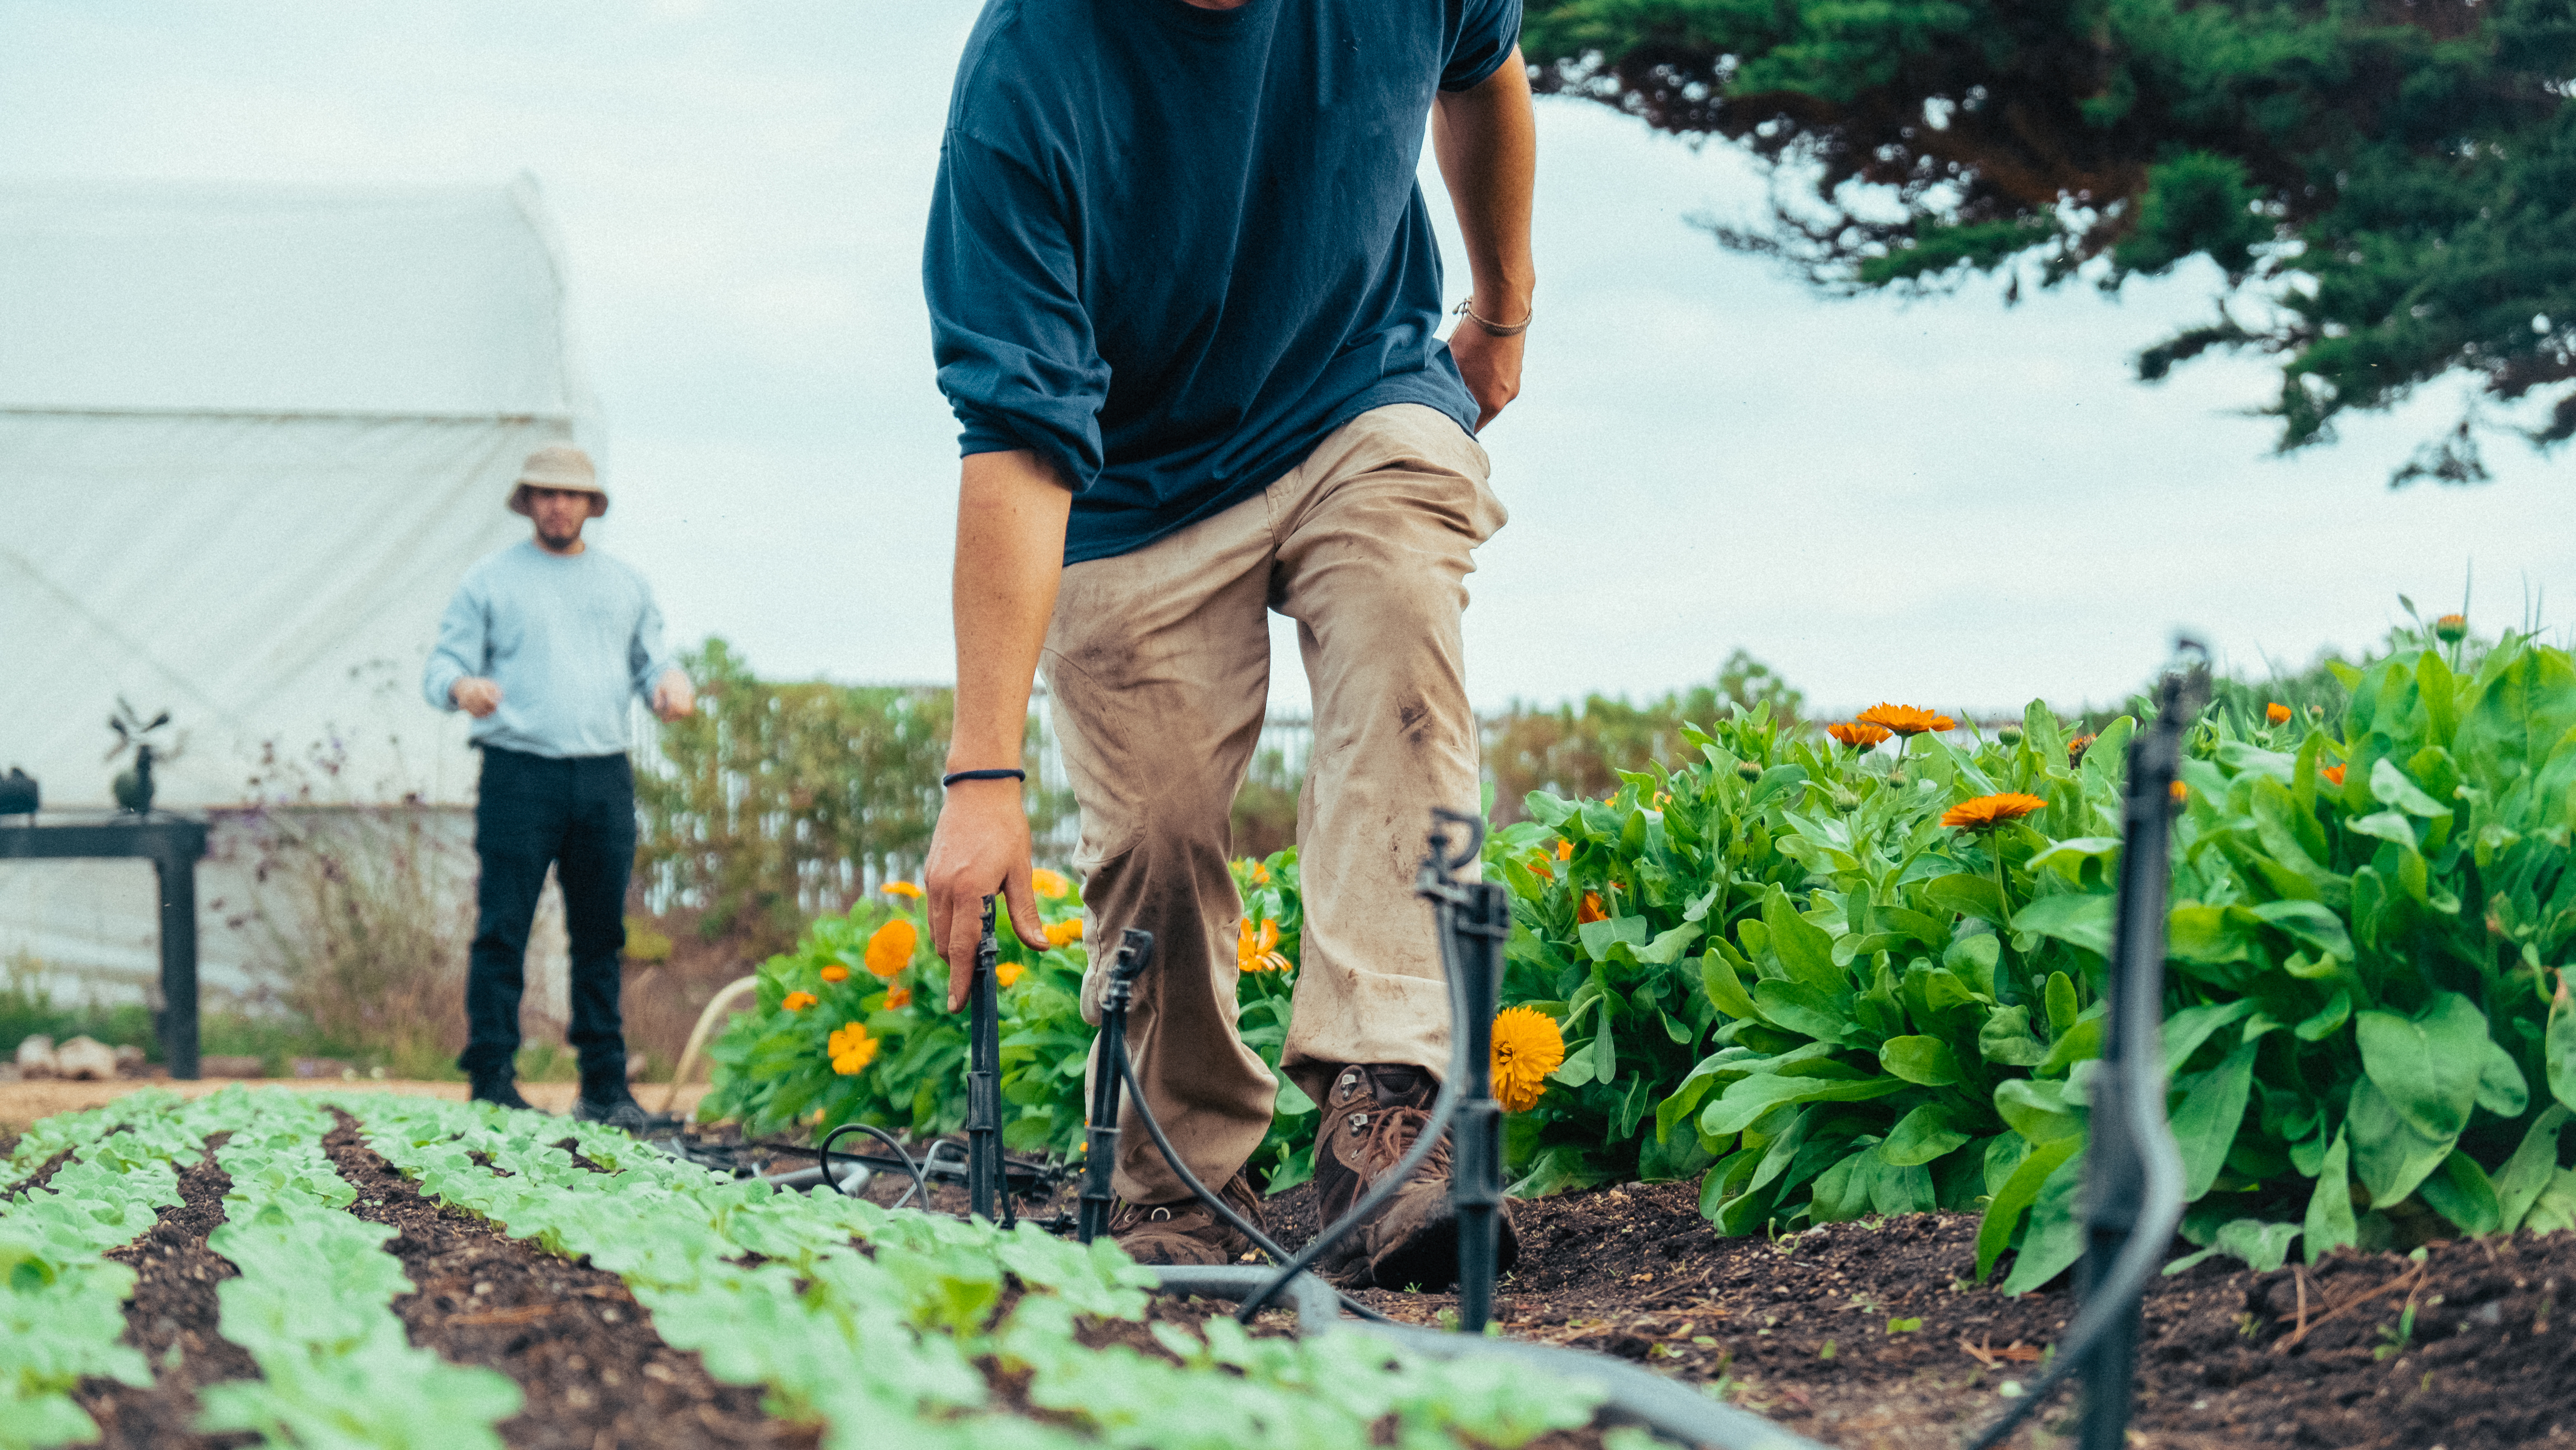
left=153, top=846, right=199, bottom=1080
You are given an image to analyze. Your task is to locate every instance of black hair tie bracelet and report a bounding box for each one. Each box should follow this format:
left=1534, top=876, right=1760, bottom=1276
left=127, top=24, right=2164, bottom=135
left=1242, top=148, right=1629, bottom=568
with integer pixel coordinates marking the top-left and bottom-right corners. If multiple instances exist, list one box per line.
left=942, top=768, right=1027, bottom=787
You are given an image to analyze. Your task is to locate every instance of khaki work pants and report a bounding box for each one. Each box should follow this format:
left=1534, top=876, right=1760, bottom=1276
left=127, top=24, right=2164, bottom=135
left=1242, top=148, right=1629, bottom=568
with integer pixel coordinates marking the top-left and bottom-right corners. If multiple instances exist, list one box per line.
left=1048, top=403, right=1508, bottom=1203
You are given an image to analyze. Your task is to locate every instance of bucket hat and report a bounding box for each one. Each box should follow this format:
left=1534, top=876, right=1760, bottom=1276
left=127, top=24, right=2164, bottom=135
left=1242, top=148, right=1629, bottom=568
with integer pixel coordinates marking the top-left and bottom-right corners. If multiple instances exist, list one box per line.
left=509, top=444, right=608, bottom=518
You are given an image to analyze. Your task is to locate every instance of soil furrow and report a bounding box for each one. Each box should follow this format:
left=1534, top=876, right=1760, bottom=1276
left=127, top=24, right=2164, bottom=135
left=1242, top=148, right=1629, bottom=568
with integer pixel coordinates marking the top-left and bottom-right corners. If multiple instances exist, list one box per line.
left=72, top=1131, right=262, bottom=1450
left=319, top=1110, right=816, bottom=1450
left=5, top=1146, right=74, bottom=1197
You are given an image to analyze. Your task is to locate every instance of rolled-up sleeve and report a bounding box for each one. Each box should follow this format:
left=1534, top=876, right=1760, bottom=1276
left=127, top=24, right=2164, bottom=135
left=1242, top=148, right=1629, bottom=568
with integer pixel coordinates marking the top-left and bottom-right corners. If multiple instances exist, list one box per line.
left=422, top=577, right=484, bottom=711
left=629, top=586, right=674, bottom=702
left=1442, top=0, right=1523, bottom=91
left=924, top=128, right=1108, bottom=492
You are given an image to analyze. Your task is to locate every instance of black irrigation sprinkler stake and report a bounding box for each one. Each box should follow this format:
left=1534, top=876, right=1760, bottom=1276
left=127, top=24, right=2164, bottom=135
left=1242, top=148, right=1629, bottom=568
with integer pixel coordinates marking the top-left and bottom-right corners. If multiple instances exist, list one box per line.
left=1965, top=641, right=2204, bottom=1450
left=1077, top=928, right=1156, bottom=1244
left=966, top=895, right=1011, bottom=1228
left=1417, top=806, right=1507, bottom=1334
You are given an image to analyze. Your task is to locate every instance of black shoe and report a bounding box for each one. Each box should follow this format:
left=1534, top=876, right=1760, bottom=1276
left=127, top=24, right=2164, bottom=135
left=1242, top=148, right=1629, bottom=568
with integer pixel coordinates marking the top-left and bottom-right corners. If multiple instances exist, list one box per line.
left=573, top=1083, right=650, bottom=1134
left=470, top=1075, right=538, bottom=1112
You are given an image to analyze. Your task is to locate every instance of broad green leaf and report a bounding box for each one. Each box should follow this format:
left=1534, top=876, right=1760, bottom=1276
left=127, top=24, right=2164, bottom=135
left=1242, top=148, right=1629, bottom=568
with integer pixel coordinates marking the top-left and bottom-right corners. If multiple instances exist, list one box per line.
left=2494, top=1105, right=2569, bottom=1233
left=1761, top=887, right=1842, bottom=992
left=2247, top=899, right=2355, bottom=960
left=2166, top=904, right=2255, bottom=965
left=1944, top=932, right=2001, bottom=996
left=1998, top=1152, right=2087, bottom=1295
left=2025, top=837, right=2122, bottom=882
left=1976, top=1135, right=2081, bottom=1280
left=2302, top=1129, right=2355, bottom=1264
left=2346, top=810, right=2420, bottom=847
left=2347, top=1075, right=2458, bottom=1206
left=2294, top=990, right=2352, bottom=1043
left=2038, top=1016, right=2106, bottom=1076
left=2370, top=757, right=2452, bottom=817
left=2014, top=893, right=2114, bottom=959
left=2171, top=1218, right=2303, bottom=1275
left=1699, top=951, right=1763, bottom=1023
left=2355, top=992, right=2488, bottom=1139
left=1577, top=914, right=1652, bottom=961
left=1879, top=1035, right=1963, bottom=1086
left=1752, top=979, right=1860, bottom=1044
left=1979, top=1004, right=2048, bottom=1067
left=2044, top=972, right=2078, bottom=1036
left=1994, top=1079, right=2083, bottom=1142
left=1636, top=921, right=1705, bottom=965
left=2475, top=1039, right=2529, bottom=1118
left=2161, top=1000, right=2258, bottom=1075
left=2550, top=996, right=2576, bottom=1113
left=1879, top=1104, right=1971, bottom=1167
left=1698, top=1072, right=1909, bottom=1137
left=2417, top=1150, right=2502, bottom=1236
left=1924, top=873, right=2008, bottom=926
left=2170, top=1040, right=2259, bottom=1200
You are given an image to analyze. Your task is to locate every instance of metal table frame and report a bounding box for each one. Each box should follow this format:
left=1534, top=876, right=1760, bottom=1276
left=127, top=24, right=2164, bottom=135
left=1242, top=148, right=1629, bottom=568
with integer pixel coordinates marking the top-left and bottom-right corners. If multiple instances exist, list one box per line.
left=0, top=813, right=210, bottom=1078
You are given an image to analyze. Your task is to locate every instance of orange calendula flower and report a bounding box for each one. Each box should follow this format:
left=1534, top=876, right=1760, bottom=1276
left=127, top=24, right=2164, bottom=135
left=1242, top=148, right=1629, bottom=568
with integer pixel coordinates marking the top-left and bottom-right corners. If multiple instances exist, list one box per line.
left=2067, top=733, right=2097, bottom=766
left=2170, top=780, right=2190, bottom=803
left=865, top=920, right=917, bottom=978
left=1527, top=856, right=1554, bottom=881
left=1826, top=720, right=1894, bottom=749
left=1577, top=892, right=1608, bottom=924
left=1491, top=1006, right=1566, bottom=1114
left=883, top=985, right=912, bottom=1010
left=1031, top=868, right=1072, bottom=899
left=781, top=990, right=818, bottom=1012
left=1856, top=704, right=1955, bottom=737
left=2266, top=702, right=2293, bottom=725
left=882, top=881, right=923, bottom=900
left=828, top=1023, right=877, bottom=1075
left=1236, top=917, right=1291, bottom=972
left=819, top=963, right=849, bottom=984
left=1556, top=839, right=1574, bottom=860
left=2322, top=763, right=2347, bottom=787
left=1044, top=918, right=1085, bottom=948
left=996, top=960, right=1024, bottom=987
left=1940, top=792, right=2049, bottom=830
left=1250, top=861, right=1270, bottom=885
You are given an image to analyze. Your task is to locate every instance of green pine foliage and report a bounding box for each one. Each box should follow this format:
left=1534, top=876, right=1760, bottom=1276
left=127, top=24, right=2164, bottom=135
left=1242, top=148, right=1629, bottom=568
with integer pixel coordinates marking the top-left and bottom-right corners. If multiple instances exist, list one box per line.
left=1519, top=0, right=2576, bottom=477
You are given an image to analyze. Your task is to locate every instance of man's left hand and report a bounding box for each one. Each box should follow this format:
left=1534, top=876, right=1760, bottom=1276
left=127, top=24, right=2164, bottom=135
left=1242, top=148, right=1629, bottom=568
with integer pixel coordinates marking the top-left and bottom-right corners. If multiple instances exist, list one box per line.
left=1449, top=320, right=1524, bottom=432
left=651, top=669, right=696, bottom=721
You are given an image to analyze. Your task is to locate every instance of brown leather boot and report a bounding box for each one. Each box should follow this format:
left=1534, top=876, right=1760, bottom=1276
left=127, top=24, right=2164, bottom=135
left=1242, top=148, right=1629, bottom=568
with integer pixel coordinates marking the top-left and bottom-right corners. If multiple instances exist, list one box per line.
left=1308, top=1063, right=1518, bottom=1290
left=1108, top=1170, right=1267, bottom=1267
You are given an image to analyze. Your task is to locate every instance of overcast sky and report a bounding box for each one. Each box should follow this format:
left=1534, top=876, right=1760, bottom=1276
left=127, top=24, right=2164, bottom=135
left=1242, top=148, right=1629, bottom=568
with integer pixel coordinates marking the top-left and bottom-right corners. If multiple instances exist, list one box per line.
left=6, top=0, right=2567, bottom=721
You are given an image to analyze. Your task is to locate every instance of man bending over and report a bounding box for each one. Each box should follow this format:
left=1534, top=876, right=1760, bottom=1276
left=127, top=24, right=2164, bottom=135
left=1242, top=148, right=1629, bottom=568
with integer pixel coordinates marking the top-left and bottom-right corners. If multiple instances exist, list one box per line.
left=920, top=0, right=1537, bottom=1288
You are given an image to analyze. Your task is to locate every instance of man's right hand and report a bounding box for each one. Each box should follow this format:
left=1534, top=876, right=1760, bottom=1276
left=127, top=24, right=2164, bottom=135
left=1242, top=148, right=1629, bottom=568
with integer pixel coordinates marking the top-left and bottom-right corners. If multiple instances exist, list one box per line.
left=923, top=780, right=1047, bottom=1011
left=451, top=677, right=504, bottom=718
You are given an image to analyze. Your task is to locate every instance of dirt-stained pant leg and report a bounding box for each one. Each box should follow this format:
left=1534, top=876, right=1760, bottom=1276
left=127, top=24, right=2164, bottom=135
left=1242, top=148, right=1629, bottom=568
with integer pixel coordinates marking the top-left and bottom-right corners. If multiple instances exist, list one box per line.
left=1046, top=497, right=1282, bottom=1205
left=1270, top=404, right=1505, bottom=1106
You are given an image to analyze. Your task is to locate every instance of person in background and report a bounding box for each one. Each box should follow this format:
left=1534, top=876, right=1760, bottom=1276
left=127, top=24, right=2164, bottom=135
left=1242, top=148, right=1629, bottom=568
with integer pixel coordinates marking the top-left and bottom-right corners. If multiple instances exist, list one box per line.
left=423, top=443, right=694, bottom=1130
left=919, top=0, right=1536, bottom=1288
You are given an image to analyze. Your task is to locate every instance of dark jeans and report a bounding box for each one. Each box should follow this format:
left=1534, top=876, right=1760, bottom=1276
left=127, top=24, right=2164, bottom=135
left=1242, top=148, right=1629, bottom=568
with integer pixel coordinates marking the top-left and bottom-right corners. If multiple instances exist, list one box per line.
left=460, top=746, right=636, bottom=1084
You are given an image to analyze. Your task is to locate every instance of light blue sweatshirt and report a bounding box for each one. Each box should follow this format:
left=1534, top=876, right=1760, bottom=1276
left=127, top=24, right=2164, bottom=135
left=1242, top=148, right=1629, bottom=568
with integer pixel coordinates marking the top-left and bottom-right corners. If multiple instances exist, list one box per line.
left=422, top=540, right=676, bottom=759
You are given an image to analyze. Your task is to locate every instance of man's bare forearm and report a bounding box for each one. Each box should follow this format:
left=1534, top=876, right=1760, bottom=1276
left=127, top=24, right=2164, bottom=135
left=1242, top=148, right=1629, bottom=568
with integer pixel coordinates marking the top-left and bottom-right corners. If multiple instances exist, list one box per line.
left=1432, top=48, right=1538, bottom=320
left=949, top=449, right=1074, bottom=773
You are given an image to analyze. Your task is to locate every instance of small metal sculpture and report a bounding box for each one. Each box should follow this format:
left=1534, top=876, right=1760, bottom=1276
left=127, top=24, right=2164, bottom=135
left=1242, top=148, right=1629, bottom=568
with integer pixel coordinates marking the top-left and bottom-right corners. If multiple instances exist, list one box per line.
left=105, top=699, right=178, bottom=815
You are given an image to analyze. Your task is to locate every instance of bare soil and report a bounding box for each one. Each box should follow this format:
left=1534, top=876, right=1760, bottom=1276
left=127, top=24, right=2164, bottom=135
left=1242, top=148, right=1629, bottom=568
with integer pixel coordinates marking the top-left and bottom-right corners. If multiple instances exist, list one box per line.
left=1268, top=1178, right=2576, bottom=1449
left=71, top=1133, right=259, bottom=1450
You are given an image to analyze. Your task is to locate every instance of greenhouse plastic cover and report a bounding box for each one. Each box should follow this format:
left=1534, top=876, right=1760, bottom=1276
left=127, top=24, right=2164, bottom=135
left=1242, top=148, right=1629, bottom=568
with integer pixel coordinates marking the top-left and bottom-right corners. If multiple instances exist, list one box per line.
left=0, top=178, right=599, bottom=996
left=0, top=177, right=599, bottom=811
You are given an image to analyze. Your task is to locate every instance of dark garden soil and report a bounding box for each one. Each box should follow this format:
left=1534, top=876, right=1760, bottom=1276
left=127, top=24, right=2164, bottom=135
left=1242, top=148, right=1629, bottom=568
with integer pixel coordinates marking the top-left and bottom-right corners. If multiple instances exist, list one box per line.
left=72, top=1133, right=260, bottom=1450
left=316, top=1111, right=816, bottom=1450
left=1266, top=1178, right=2576, bottom=1450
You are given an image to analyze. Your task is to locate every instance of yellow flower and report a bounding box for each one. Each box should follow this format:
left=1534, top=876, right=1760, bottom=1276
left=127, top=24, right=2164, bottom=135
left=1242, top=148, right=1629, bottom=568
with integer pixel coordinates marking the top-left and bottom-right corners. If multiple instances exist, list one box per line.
left=1236, top=917, right=1290, bottom=973
left=1491, top=1006, right=1565, bottom=1114
left=819, top=963, right=849, bottom=984
left=1940, top=792, right=2049, bottom=830
left=865, top=920, right=916, bottom=978
left=828, top=1023, right=877, bottom=1074
left=1044, top=918, right=1085, bottom=948
left=1031, top=867, right=1072, bottom=899
left=882, top=880, right=924, bottom=899
left=1856, top=704, right=1955, bottom=737
left=883, top=985, right=912, bottom=1010
left=996, top=960, right=1025, bottom=987
left=781, top=990, right=817, bottom=1012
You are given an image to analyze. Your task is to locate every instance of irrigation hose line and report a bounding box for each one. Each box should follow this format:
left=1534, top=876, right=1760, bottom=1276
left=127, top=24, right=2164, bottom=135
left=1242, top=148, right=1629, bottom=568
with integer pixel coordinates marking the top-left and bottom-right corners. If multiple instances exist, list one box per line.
left=1235, top=882, right=1477, bottom=1323
left=818, top=1121, right=934, bottom=1210
left=1108, top=1036, right=1399, bottom=1327
left=661, top=973, right=762, bottom=1116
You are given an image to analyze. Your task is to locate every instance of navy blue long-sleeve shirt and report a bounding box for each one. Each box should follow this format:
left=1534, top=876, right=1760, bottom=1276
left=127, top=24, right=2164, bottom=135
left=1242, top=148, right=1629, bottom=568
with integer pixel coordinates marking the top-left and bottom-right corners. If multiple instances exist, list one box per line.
left=924, top=0, right=1521, bottom=565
